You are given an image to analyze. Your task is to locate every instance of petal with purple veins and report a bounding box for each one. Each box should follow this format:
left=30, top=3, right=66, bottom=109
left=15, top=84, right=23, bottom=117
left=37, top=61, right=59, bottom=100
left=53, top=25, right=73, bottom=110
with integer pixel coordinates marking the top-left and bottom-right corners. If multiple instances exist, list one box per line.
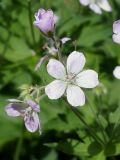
left=5, top=103, right=25, bottom=117
left=26, top=100, right=40, bottom=112
left=24, top=112, right=40, bottom=133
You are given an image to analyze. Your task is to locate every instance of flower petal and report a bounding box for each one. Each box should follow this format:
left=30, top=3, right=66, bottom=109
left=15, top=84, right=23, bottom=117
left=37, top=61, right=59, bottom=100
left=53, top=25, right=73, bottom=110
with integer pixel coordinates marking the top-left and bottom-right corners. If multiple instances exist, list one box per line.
left=5, top=103, right=25, bottom=117
left=113, top=66, right=120, bottom=79
left=34, top=9, right=46, bottom=20
left=33, top=9, right=55, bottom=35
left=79, top=0, right=89, bottom=6
left=61, top=37, right=71, bottom=44
left=48, top=47, right=58, bottom=56
left=45, top=80, right=66, bottom=99
left=35, top=55, right=49, bottom=71
left=67, top=85, right=85, bottom=107
left=67, top=51, right=86, bottom=75
left=76, top=70, right=99, bottom=88
left=112, top=34, right=120, bottom=44
left=98, top=0, right=112, bottom=12
left=89, top=3, right=102, bottom=14
left=113, top=20, right=120, bottom=35
left=26, top=100, right=40, bottom=112
left=47, top=59, right=66, bottom=79
left=24, top=112, right=40, bottom=133
left=7, top=99, right=22, bottom=103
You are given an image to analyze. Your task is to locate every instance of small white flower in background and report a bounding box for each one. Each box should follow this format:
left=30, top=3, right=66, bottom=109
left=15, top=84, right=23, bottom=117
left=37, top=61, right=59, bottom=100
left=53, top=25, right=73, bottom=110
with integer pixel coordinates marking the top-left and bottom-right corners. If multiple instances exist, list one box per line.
left=45, top=51, right=99, bottom=107
left=61, top=37, right=71, bottom=44
left=54, top=15, right=59, bottom=24
left=79, top=0, right=112, bottom=14
left=113, top=66, right=120, bottom=79
left=112, top=20, right=120, bottom=44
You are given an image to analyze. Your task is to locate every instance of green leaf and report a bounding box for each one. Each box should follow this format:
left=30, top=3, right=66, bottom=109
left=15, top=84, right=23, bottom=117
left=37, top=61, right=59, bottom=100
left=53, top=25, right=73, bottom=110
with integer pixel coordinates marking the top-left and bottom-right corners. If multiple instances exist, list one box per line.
left=4, top=37, right=33, bottom=62
left=78, top=25, right=111, bottom=47
left=109, top=105, right=120, bottom=124
left=105, top=143, right=120, bottom=156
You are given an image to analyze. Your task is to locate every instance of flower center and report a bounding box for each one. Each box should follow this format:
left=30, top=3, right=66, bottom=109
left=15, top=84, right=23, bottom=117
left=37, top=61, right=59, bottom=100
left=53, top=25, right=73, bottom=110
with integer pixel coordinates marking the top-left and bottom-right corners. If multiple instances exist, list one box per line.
left=90, top=0, right=97, bottom=3
left=65, top=73, right=76, bottom=84
left=25, top=107, right=32, bottom=116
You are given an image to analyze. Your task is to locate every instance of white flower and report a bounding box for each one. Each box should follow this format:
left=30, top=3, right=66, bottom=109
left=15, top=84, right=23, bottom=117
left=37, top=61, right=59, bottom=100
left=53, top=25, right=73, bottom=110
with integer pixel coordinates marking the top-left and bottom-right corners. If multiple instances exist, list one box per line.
left=54, top=15, right=59, bottom=24
left=112, top=20, right=120, bottom=44
left=79, top=0, right=112, bottom=14
left=61, top=37, right=71, bottom=44
left=45, top=51, right=99, bottom=107
left=113, top=66, right=120, bottom=79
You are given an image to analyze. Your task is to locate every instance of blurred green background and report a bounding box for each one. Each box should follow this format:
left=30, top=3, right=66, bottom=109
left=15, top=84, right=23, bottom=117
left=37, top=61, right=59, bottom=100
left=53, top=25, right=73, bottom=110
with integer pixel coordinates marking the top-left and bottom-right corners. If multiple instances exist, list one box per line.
left=0, top=0, right=120, bottom=159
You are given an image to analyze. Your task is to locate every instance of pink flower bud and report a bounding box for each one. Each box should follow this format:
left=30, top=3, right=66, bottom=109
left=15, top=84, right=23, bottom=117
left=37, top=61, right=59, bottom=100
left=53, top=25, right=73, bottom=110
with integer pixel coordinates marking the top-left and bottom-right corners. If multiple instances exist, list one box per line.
left=33, top=9, right=55, bottom=36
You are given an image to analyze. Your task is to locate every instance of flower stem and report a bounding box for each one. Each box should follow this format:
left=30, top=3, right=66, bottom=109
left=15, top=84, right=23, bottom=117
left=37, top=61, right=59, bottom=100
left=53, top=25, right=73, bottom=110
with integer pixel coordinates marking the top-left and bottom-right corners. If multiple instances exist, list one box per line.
left=52, top=36, right=62, bottom=61
left=69, top=105, right=105, bottom=147
left=86, top=96, right=108, bottom=144
left=14, top=123, right=24, bottom=160
left=28, top=0, right=36, bottom=46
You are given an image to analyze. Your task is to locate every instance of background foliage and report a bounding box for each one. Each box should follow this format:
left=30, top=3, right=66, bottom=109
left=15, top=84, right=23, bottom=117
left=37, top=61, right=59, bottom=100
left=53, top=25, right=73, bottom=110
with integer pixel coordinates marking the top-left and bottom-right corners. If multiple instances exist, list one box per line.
left=0, top=0, right=120, bottom=159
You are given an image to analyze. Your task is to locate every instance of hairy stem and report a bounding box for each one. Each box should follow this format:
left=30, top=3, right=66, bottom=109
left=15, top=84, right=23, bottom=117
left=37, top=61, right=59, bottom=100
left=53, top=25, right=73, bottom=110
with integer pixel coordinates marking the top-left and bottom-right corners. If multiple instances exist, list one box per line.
left=69, top=105, right=105, bottom=147
left=86, top=96, right=108, bottom=144
left=14, top=124, right=24, bottom=160
left=28, top=0, right=36, bottom=46
left=52, top=36, right=62, bottom=61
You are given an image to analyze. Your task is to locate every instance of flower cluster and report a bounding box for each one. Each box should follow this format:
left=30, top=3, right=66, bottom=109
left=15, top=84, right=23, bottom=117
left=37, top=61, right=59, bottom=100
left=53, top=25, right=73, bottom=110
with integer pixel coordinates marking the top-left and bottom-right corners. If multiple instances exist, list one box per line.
left=79, top=0, right=112, bottom=14
left=5, top=6, right=120, bottom=136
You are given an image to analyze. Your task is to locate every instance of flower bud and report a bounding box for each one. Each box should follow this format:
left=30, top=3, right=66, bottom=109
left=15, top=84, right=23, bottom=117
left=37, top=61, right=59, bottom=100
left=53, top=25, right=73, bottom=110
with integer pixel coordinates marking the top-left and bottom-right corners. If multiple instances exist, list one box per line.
left=33, top=9, right=55, bottom=37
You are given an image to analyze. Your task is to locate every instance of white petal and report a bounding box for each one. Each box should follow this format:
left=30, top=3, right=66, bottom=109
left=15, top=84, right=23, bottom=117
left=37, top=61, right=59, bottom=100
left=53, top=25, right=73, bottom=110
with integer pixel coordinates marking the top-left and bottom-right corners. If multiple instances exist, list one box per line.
left=67, top=51, right=86, bottom=75
left=113, top=20, right=120, bottom=35
left=98, top=0, right=112, bottom=12
left=61, top=37, right=71, bottom=44
left=54, top=14, right=59, bottom=23
left=112, top=34, right=120, bottom=44
left=67, top=85, right=85, bottom=107
left=76, top=70, right=99, bottom=88
left=113, top=66, right=120, bottom=79
left=7, top=99, right=22, bottom=103
left=35, top=55, right=49, bottom=71
left=79, top=0, right=89, bottom=6
left=47, top=59, right=66, bottom=79
left=89, top=3, right=102, bottom=14
left=45, top=80, right=66, bottom=99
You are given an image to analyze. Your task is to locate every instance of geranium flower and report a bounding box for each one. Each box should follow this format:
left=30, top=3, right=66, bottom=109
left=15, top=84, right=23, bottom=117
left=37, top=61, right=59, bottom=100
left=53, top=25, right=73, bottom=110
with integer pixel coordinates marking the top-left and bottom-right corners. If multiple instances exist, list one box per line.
left=45, top=51, right=99, bottom=107
left=79, top=0, right=112, bottom=14
left=113, top=20, right=120, bottom=44
left=33, top=9, right=55, bottom=36
left=113, top=66, right=120, bottom=79
left=5, top=99, right=41, bottom=133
